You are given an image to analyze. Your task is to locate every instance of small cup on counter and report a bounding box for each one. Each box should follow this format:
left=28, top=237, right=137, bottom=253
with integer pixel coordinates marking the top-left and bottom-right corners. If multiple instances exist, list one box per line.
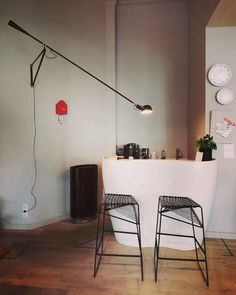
left=151, top=152, right=157, bottom=159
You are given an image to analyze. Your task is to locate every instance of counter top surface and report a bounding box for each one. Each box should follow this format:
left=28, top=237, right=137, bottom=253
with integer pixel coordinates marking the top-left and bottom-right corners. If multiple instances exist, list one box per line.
left=104, top=157, right=216, bottom=163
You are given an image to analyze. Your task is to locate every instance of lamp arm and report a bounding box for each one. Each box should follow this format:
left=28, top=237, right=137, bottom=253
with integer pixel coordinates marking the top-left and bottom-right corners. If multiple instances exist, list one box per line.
left=49, top=47, right=135, bottom=105
left=8, top=20, right=135, bottom=105
left=8, top=20, right=44, bottom=46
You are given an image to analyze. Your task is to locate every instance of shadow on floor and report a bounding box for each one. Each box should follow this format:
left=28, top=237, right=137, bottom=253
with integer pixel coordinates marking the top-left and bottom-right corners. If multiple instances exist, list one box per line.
left=0, top=283, right=67, bottom=295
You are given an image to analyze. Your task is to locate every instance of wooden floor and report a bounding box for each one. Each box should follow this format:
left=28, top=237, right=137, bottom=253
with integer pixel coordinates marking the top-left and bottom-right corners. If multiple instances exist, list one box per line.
left=0, top=219, right=236, bottom=295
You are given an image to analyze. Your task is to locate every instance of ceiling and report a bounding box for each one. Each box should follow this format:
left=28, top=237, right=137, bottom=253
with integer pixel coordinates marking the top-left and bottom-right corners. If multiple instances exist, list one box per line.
left=116, top=0, right=236, bottom=26
left=208, top=0, right=236, bottom=26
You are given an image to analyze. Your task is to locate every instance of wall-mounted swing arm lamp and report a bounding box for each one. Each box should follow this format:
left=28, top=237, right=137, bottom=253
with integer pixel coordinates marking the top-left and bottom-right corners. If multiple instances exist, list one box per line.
left=8, top=20, right=153, bottom=115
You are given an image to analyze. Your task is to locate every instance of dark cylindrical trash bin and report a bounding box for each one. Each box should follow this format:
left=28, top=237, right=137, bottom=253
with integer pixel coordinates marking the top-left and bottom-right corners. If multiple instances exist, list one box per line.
left=70, top=164, right=98, bottom=223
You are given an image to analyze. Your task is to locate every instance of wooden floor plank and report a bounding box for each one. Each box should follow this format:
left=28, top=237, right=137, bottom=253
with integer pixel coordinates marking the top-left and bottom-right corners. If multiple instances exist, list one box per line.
left=0, top=220, right=236, bottom=294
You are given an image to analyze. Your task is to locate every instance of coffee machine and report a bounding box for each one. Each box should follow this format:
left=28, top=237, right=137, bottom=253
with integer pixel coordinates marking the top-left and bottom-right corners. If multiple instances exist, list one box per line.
left=123, top=143, right=140, bottom=159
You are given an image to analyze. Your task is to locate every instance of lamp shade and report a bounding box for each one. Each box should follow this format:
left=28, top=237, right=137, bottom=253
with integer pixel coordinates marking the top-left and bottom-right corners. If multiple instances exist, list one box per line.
left=141, top=105, right=153, bottom=114
left=135, top=104, right=153, bottom=114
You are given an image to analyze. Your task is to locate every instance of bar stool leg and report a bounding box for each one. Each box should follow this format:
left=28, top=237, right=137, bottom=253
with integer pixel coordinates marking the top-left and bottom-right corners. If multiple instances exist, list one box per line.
left=94, top=203, right=105, bottom=277
left=190, top=207, right=209, bottom=286
left=154, top=199, right=162, bottom=282
left=190, top=207, right=199, bottom=262
left=134, top=204, right=144, bottom=281
left=200, top=207, right=209, bottom=286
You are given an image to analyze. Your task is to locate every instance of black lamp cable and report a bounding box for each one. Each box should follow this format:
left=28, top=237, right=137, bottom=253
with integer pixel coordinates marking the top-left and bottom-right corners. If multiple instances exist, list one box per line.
left=27, top=47, right=58, bottom=214
left=27, top=85, right=38, bottom=212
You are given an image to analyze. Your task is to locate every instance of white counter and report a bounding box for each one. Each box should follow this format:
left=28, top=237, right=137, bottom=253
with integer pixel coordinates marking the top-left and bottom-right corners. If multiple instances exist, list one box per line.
left=102, top=158, right=217, bottom=249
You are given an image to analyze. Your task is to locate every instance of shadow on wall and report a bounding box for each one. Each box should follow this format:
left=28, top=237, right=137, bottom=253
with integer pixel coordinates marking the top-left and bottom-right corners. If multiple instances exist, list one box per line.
left=0, top=198, right=3, bottom=228
left=0, top=198, right=14, bottom=229
left=62, top=170, right=70, bottom=216
left=97, top=164, right=103, bottom=204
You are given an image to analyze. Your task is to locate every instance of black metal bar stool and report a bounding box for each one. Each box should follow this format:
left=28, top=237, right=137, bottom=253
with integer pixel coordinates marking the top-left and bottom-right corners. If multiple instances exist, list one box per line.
left=154, top=195, right=209, bottom=286
left=94, top=193, right=144, bottom=280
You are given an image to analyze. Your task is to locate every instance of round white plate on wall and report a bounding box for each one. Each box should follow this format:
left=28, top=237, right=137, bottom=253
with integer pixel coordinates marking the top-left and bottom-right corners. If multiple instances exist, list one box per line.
left=216, top=88, right=234, bottom=105
left=208, top=63, right=232, bottom=87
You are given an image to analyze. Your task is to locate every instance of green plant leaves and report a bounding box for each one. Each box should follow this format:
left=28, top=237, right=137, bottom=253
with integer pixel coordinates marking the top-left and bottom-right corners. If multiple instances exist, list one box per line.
left=195, top=134, right=217, bottom=150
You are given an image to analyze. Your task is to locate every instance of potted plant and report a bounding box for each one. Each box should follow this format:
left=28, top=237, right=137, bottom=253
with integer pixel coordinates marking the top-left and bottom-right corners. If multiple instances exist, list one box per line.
left=195, top=134, right=217, bottom=161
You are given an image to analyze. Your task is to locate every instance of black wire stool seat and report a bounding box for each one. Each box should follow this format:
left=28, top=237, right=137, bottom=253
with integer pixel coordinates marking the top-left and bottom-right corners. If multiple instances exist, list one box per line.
left=154, top=195, right=209, bottom=286
left=94, top=193, right=144, bottom=280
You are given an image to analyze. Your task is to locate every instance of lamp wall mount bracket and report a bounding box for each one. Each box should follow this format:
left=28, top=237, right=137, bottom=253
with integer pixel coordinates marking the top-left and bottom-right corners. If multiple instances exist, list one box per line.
left=30, top=47, right=46, bottom=87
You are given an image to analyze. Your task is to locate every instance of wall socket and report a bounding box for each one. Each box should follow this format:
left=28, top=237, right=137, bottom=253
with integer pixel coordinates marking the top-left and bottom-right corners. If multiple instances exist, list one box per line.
left=22, top=204, right=28, bottom=218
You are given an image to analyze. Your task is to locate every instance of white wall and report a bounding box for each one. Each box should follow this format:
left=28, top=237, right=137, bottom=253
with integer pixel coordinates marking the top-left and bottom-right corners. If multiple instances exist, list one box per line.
left=206, top=27, right=236, bottom=238
left=116, top=0, right=188, bottom=157
left=0, top=0, right=115, bottom=228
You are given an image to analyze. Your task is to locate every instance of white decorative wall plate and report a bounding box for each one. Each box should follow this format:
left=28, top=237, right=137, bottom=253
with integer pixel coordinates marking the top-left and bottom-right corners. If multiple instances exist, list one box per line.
left=216, top=88, right=234, bottom=105
left=208, top=63, right=232, bottom=87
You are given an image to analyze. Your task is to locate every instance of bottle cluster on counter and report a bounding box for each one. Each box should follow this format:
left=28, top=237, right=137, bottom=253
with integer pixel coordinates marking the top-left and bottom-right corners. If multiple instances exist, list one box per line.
left=116, top=143, right=183, bottom=160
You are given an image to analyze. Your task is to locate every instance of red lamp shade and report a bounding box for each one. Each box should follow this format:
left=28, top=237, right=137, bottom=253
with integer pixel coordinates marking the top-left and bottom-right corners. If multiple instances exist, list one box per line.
left=56, top=100, right=68, bottom=115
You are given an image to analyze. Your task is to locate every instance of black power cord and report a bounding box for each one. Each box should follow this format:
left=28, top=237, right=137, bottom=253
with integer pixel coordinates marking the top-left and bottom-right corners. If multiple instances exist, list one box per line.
left=25, top=48, right=58, bottom=214
left=26, top=85, right=38, bottom=213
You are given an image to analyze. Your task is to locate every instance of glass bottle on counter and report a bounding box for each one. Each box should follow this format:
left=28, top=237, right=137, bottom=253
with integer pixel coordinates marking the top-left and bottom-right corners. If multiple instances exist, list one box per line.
left=160, top=150, right=166, bottom=159
left=176, top=148, right=182, bottom=160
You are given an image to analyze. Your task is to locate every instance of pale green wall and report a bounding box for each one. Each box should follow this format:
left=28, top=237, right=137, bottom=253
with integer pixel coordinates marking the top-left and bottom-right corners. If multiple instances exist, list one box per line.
left=206, top=27, right=236, bottom=238
left=2, top=0, right=231, bottom=234
left=0, top=0, right=114, bottom=228
left=0, top=0, right=192, bottom=229
left=189, top=0, right=236, bottom=238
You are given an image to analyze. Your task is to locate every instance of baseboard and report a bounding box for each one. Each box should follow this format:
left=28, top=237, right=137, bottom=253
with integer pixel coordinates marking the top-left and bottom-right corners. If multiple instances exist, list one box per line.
left=2, top=214, right=70, bottom=230
left=206, top=231, right=236, bottom=239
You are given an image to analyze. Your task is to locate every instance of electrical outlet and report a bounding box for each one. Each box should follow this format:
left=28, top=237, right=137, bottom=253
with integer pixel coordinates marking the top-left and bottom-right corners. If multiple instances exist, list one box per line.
left=22, top=204, right=28, bottom=218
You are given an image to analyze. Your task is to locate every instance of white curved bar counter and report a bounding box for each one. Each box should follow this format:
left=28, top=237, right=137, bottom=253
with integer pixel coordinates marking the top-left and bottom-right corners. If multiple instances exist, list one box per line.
left=102, top=158, right=217, bottom=250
